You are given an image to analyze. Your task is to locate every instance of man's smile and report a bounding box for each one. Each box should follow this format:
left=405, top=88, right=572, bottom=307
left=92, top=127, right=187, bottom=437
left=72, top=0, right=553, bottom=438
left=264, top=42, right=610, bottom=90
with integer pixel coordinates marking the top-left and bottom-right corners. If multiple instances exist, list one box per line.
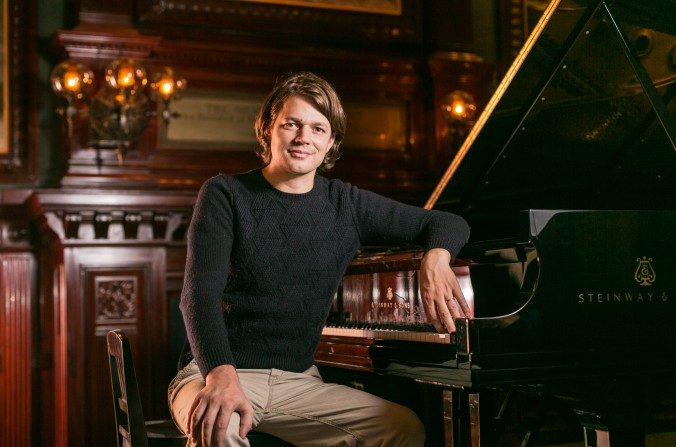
left=288, top=149, right=313, bottom=158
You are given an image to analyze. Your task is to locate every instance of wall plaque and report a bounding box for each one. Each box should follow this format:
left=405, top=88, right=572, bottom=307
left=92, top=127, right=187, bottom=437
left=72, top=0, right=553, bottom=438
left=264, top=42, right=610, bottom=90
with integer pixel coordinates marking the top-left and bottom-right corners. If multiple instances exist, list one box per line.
left=158, top=91, right=263, bottom=150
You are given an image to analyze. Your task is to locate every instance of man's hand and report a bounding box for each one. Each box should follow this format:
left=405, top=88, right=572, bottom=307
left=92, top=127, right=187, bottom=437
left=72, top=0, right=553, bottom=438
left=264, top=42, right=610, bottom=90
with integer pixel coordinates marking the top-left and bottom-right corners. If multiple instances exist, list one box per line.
left=187, top=364, right=253, bottom=446
left=419, top=248, right=471, bottom=332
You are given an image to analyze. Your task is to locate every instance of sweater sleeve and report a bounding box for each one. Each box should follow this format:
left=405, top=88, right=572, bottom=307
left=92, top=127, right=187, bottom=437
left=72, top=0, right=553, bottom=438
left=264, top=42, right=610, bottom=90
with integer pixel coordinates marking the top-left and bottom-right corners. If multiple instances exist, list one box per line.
left=180, top=177, right=236, bottom=376
left=348, top=184, right=470, bottom=259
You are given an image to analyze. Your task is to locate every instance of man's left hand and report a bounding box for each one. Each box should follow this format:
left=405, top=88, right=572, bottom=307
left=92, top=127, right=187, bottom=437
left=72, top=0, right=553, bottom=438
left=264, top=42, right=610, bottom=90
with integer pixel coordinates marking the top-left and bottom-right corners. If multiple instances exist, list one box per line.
left=419, top=248, right=471, bottom=332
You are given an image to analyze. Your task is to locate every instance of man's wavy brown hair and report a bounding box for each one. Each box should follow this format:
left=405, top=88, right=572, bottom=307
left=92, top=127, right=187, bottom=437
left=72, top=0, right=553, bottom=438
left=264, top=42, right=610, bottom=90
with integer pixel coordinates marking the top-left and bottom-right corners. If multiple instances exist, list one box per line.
left=254, top=72, right=346, bottom=171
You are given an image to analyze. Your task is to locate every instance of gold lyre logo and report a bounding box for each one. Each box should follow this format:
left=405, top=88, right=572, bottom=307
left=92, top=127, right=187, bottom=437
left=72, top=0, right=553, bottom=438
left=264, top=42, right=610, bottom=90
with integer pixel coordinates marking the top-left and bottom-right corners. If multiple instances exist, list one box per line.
left=386, top=287, right=394, bottom=300
left=634, top=256, right=656, bottom=286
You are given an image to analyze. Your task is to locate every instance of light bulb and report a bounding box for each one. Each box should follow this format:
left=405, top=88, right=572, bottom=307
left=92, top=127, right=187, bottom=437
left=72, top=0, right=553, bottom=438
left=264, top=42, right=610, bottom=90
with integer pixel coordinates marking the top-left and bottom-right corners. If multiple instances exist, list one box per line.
left=105, top=58, right=147, bottom=93
left=151, top=67, right=186, bottom=101
left=50, top=60, right=94, bottom=100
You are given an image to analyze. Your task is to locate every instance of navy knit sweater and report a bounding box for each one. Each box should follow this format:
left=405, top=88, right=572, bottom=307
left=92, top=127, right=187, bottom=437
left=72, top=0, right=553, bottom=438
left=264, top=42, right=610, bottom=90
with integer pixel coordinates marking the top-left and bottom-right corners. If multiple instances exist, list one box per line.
left=181, top=169, right=470, bottom=376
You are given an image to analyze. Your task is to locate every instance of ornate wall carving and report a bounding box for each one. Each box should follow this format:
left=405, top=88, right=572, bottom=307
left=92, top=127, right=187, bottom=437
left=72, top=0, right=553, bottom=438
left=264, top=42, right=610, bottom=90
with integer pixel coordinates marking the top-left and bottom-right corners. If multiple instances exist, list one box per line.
left=95, top=278, right=138, bottom=321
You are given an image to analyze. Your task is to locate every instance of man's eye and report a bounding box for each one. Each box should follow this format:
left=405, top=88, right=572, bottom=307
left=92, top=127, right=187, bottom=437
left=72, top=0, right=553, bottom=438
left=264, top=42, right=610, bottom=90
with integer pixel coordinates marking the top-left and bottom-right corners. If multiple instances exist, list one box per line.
left=314, top=127, right=326, bottom=133
left=283, top=122, right=297, bottom=129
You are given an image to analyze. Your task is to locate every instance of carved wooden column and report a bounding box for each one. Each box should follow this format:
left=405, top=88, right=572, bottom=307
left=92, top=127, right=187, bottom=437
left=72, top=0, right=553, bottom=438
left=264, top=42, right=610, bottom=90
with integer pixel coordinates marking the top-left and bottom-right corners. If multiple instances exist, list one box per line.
left=0, top=191, right=69, bottom=447
left=0, top=191, right=37, bottom=447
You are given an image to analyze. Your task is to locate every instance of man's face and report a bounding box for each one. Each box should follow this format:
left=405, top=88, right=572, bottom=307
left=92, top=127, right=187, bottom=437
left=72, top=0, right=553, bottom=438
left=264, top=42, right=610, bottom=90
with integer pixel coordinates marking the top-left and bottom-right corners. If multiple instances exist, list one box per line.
left=267, top=95, right=335, bottom=177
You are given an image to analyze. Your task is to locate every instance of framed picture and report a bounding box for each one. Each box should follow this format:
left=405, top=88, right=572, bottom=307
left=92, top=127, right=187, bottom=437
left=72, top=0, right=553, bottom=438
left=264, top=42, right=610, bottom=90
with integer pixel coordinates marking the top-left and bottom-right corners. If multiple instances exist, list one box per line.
left=0, top=0, right=36, bottom=183
left=242, top=0, right=402, bottom=15
left=137, top=0, right=421, bottom=45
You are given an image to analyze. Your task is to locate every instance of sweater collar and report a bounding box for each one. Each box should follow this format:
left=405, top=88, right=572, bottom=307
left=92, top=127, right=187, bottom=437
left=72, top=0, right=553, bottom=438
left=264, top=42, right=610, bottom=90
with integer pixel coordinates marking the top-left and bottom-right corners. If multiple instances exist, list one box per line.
left=254, top=168, right=323, bottom=201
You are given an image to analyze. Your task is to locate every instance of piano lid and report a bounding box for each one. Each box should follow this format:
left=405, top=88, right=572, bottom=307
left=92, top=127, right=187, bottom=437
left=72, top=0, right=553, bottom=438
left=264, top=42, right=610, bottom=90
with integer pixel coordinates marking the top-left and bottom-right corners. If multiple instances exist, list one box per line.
left=426, top=0, right=675, bottom=239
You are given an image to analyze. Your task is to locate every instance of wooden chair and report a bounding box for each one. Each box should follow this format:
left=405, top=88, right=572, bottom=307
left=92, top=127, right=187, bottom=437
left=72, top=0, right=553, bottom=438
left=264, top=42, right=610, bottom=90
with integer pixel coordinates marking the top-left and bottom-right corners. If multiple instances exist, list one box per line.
left=107, top=330, right=187, bottom=447
left=108, top=330, right=294, bottom=447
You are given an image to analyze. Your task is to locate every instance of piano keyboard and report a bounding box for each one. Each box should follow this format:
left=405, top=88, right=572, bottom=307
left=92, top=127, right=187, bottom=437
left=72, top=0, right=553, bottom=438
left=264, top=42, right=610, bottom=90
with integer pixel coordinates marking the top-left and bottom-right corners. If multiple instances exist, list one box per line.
left=322, top=326, right=452, bottom=344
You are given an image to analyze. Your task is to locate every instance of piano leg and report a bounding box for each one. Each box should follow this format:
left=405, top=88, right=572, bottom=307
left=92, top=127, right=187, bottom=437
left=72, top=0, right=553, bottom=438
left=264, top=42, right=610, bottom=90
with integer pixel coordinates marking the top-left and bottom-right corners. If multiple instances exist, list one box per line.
left=583, top=427, right=610, bottom=447
left=442, top=388, right=581, bottom=447
left=580, top=424, right=646, bottom=447
left=441, top=389, right=482, bottom=447
left=576, top=409, right=646, bottom=447
left=468, top=393, right=481, bottom=447
left=442, top=390, right=455, bottom=447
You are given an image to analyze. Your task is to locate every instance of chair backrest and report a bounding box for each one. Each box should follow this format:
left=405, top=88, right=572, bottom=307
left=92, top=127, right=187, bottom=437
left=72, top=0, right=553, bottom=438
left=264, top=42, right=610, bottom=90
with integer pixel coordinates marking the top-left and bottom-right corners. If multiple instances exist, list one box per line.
left=107, top=330, right=150, bottom=447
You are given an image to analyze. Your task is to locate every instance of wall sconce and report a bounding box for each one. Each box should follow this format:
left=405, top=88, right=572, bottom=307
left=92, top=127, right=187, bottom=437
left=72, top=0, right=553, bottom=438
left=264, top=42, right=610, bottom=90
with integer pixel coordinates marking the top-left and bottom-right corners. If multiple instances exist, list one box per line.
left=440, top=90, right=477, bottom=152
left=51, top=58, right=186, bottom=162
left=441, top=90, right=477, bottom=124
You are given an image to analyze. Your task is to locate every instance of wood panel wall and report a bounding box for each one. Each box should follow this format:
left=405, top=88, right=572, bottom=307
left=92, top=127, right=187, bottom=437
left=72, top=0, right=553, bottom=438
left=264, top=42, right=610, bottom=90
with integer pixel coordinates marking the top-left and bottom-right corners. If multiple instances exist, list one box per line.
left=51, top=1, right=492, bottom=204
left=0, top=1, right=497, bottom=446
left=0, top=193, right=38, bottom=447
left=36, top=190, right=194, bottom=447
left=0, top=254, right=36, bottom=447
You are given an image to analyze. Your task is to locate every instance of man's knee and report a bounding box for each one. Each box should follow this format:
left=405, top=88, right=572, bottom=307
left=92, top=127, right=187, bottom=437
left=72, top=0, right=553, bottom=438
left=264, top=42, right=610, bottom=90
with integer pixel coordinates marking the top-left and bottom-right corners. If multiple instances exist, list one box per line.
left=369, top=401, right=425, bottom=447
left=184, top=412, right=249, bottom=447
left=393, top=404, right=425, bottom=445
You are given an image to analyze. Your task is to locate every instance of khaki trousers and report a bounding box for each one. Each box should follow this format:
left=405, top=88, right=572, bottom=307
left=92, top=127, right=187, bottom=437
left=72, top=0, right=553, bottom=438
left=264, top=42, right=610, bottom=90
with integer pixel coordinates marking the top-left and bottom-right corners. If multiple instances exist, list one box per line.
left=168, top=360, right=425, bottom=447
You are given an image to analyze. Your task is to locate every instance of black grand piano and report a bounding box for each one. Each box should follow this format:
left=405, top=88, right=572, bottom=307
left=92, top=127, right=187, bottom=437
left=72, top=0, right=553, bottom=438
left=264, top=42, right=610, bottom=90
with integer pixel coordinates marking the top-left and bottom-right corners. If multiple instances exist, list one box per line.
left=316, top=0, right=675, bottom=445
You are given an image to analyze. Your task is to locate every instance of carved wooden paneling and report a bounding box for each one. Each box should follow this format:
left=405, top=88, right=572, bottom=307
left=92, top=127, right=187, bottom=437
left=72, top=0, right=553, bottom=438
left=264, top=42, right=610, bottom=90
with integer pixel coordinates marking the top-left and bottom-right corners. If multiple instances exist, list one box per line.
left=95, top=276, right=138, bottom=322
left=53, top=27, right=444, bottom=201
left=0, top=254, right=36, bottom=447
left=0, top=192, right=42, bottom=447
left=51, top=0, right=493, bottom=204
left=64, top=248, right=165, bottom=447
left=33, top=189, right=194, bottom=447
left=166, top=245, right=188, bottom=384
left=37, top=189, right=194, bottom=242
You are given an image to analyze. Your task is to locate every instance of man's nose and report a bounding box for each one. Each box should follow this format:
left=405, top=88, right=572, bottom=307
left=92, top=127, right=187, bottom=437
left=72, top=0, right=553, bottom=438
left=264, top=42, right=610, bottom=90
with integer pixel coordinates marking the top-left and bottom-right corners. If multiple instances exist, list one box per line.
left=294, top=125, right=311, bottom=144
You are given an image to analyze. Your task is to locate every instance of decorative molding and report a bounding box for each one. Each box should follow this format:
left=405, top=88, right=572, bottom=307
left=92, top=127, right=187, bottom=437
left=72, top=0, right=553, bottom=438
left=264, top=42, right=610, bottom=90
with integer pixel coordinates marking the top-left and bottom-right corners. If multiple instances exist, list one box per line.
left=47, top=210, right=190, bottom=241
left=35, top=189, right=195, bottom=243
left=55, top=29, right=162, bottom=66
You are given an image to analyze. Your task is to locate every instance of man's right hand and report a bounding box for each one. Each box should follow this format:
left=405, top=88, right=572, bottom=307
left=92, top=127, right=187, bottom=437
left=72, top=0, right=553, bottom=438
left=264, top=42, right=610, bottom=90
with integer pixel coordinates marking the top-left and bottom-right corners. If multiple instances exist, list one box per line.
left=187, top=364, right=253, bottom=446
